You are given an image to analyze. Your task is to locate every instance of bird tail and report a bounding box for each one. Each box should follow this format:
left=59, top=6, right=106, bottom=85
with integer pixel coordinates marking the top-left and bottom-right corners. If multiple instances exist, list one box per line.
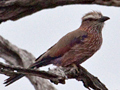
left=4, top=74, right=24, bottom=86
left=4, top=59, right=51, bottom=86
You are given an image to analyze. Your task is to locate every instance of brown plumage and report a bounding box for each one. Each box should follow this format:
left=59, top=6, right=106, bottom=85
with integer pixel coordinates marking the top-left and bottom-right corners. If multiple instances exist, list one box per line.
left=4, top=11, right=110, bottom=86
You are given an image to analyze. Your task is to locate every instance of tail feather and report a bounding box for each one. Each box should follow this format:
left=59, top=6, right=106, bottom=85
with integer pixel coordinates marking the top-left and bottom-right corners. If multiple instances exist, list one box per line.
left=4, top=74, right=24, bottom=86
left=4, top=59, right=52, bottom=86
left=30, top=59, right=51, bottom=68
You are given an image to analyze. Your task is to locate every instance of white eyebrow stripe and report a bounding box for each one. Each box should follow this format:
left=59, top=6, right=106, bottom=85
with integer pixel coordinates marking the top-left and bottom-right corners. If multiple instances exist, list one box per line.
left=83, top=15, right=95, bottom=20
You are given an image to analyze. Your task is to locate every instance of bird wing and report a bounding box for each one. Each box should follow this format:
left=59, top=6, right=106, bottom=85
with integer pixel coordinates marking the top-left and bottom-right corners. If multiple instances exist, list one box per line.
left=47, top=30, right=88, bottom=57
left=32, top=29, right=88, bottom=68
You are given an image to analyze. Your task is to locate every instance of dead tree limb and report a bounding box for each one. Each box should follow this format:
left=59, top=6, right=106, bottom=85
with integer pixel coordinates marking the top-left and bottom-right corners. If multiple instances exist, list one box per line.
left=0, top=61, right=108, bottom=90
left=0, top=35, right=57, bottom=90
left=0, top=0, right=119, bottom=23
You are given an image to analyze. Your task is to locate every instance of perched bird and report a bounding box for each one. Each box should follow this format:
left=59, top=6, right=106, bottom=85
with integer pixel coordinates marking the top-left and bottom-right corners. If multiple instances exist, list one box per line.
left=4, top=11, right=110, bottom=86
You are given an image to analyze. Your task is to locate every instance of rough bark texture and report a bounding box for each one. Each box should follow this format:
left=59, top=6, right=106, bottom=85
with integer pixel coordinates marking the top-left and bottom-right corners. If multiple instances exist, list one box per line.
left=0, top=35, right=56, bottom=90
left=0, top=0, right=120, bottom=23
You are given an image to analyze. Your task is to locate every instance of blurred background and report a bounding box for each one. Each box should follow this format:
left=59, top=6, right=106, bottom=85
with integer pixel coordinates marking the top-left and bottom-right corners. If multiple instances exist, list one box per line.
left=0, top=4, right=120, bottom=90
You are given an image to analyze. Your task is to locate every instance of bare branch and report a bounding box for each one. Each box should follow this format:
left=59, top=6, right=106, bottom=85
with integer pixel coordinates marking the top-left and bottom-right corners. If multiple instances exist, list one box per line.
left=0, top=62, right=61, bottom=80
left=0, top=62, right=108, bottom=90
left=0, top=35, right=56, bottom=90
left=0, top=0, right=119, bottom=23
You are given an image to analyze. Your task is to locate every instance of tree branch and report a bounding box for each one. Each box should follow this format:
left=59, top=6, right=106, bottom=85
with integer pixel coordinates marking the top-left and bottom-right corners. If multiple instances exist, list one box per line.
left=0, top=35, right=56, bottom=90
left=0, top=62, right=61, bottom=80
left=0, top=0, right=119, bottom=23
left=0, top=62, right=108, bottom=90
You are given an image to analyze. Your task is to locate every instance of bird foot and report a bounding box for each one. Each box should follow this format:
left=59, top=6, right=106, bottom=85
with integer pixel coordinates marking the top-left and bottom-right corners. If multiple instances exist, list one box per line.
left=72, top=64, right=79, bottom=74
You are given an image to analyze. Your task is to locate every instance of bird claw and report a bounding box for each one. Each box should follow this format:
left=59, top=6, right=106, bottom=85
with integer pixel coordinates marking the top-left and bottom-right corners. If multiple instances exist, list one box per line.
left=50, top=78, right=65, bottom=85
left=72, top=64, right=80, bottom=74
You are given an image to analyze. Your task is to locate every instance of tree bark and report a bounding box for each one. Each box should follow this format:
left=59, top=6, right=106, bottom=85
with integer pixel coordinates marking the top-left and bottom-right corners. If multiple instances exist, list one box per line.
left=0, top=0, right=119, bottom=23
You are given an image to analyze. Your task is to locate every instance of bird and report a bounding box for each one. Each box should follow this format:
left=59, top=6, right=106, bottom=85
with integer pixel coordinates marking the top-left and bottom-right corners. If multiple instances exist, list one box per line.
left=4, top=11, right=110, bottom=86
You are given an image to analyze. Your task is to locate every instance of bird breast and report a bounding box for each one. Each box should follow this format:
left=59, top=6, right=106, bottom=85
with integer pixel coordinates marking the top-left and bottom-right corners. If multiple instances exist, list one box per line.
left=72, top=32, right=102, bottom=56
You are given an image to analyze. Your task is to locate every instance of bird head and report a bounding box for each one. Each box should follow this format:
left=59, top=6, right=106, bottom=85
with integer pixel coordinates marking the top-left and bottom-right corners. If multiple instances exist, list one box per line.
left=81, top=11, right=110, bottom=32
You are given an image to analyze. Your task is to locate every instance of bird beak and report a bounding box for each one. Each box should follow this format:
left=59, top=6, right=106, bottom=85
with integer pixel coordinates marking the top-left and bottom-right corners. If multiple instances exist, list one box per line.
left=98, top=16, right=110, bottom=22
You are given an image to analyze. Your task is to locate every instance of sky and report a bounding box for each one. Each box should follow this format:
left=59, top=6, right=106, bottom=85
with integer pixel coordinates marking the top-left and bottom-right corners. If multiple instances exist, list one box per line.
left=0, top=4, right=120, bottom=90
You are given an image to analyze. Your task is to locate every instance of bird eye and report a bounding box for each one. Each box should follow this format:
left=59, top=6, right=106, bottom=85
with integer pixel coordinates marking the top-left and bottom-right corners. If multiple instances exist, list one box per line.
left=88, top=18, right=95, bottom=21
